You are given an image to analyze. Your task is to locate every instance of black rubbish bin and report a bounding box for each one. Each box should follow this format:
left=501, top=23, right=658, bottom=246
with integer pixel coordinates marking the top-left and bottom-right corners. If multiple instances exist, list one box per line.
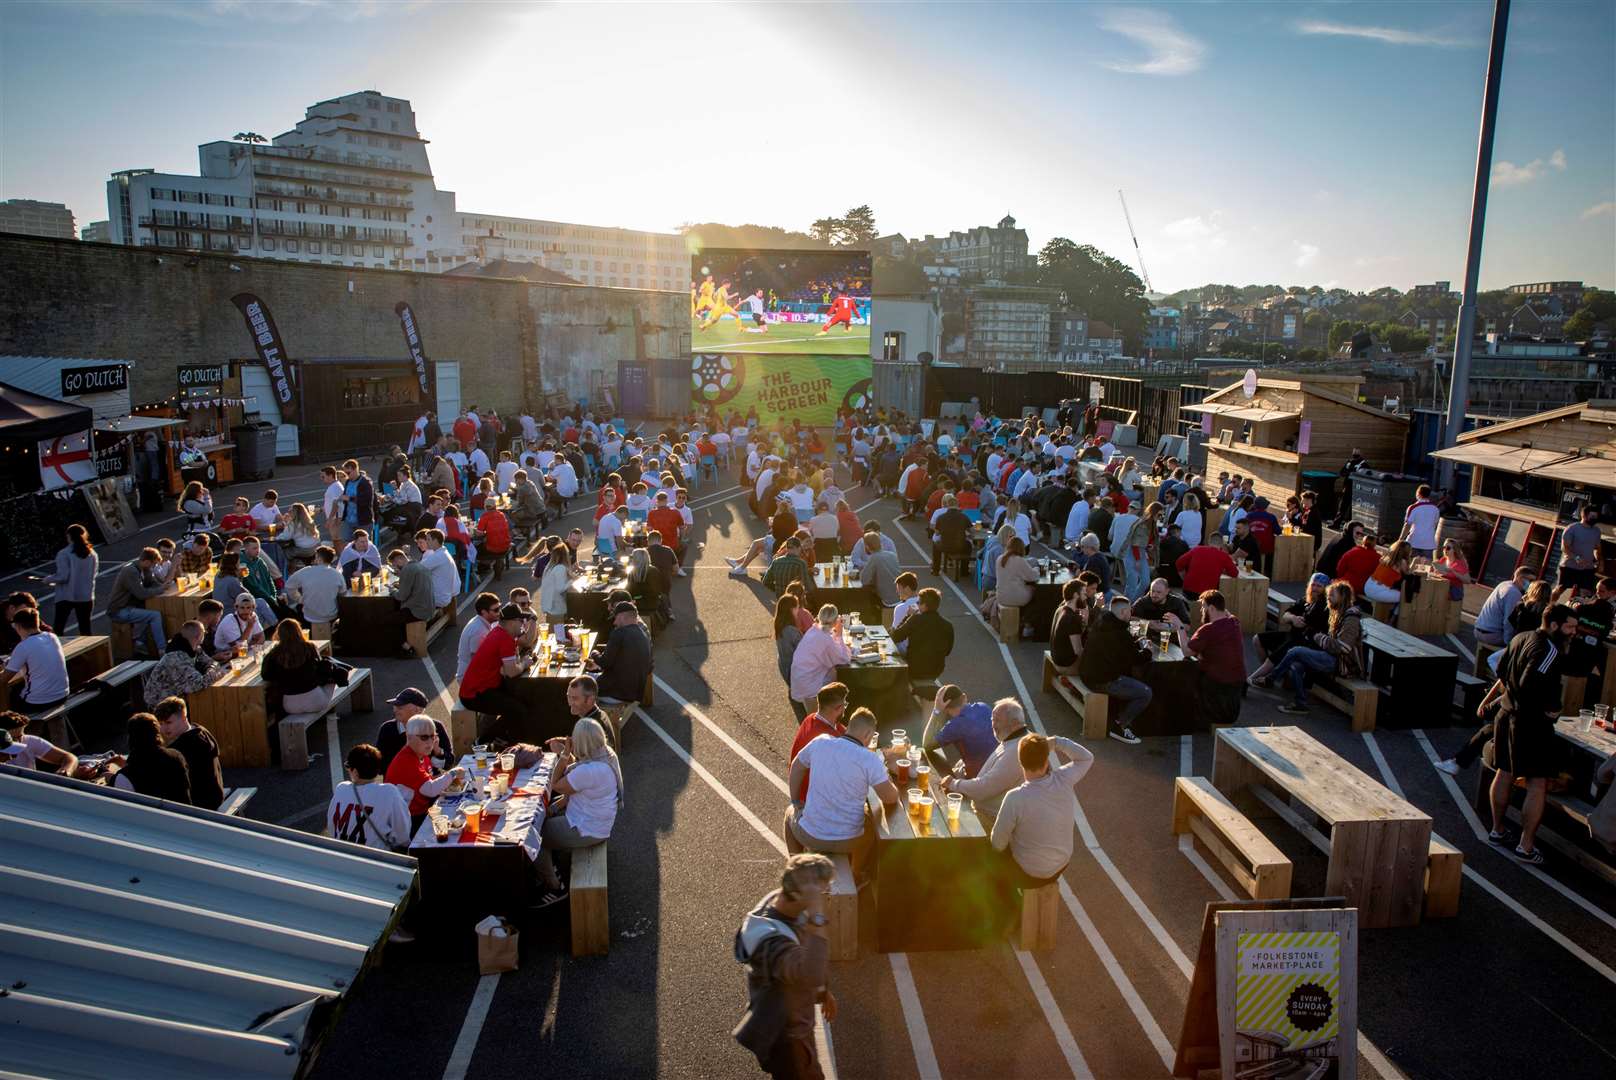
left=1301, top=469, right=1338, bottom=522
left=233, top=421, right=278, bottom=481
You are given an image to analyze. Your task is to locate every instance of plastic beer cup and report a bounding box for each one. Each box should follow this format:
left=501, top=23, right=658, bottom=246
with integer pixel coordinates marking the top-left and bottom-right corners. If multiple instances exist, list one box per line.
left=917, top=796, right=934, bottom=834
left=895, top=758, right=911, bottom=785
left=946, top=792, right=963, bottom=827
left=464, top=803, right=483, bottom=833
left=907, top=788, right=923, bottom=819
left=915, top=762, right=932, bottom=792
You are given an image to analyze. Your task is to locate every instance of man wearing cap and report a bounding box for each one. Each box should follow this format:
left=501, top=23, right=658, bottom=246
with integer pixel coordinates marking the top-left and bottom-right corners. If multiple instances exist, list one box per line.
left=592, top=600, right=653, bottom=710
left=0, top=709, right=78, bottom=776
left=459, top=603, right=538, bottom=738
left=375, top=687, right=454, bottom=774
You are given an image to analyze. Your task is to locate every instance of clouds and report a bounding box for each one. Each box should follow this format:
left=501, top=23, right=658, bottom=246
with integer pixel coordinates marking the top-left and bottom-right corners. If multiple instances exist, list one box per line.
left=1097, top=8, right=1207, bottom=76
left=1293, top=243, right=1320, bottom=270
left=1293, top=19, right=1476, bottom=48
left=1492, top=148, right=1567, bottom=188
left=1584, top=202, right=1616, bottom=220
left=103, top=0, right=427, bottom=23
left=1161, top=212, right=1229, bottom=252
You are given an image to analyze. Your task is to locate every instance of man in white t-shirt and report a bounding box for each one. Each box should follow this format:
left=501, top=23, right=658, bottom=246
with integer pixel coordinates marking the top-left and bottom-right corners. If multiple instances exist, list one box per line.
left=0, top=711, right=77, bottom=775
left=519, top=412, right=538, bottom=442
left=328, top=743, right=412, bottom=852
left=248, top=491, right=286, bottom=532
left=551, top=457, right=579, bottom=499
left=417, top=531, right=459, bottom=609
left=213, top=593, right=266, bottom=655
left=322, top=466, right=347, bottom=544
left=4, top=609, right=71, bottom=711
left=596, top=506, right=627, bottom=556
left=456, top=592, right=501, bottom=684
left=1401, top=483, right=1442, bottom=558
left=495, top=452, right=520, bottom=493
left=1099, top=439, right=1117, bottom=464
left=785, top=707, right=899, bottom=881
left=468, top=445, right=491, bottom=479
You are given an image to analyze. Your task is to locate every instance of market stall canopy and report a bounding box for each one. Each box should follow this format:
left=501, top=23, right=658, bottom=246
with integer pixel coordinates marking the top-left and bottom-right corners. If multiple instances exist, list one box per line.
left=0, top=380, right=93, bottom=441
left=1430, top=442, right=1585, bottom=476
left=0, top=764, right=417, bottom=1080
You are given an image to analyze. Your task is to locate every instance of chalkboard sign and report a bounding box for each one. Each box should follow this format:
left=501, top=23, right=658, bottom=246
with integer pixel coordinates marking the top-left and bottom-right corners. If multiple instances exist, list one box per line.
left=1482, top=517, right=1532, bottom=585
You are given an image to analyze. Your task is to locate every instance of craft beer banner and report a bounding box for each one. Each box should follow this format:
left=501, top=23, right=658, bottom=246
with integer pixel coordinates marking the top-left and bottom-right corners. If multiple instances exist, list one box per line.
left=395, top=301, right=435, bottom=402
left=690, top=353, right=871, bottom=426
left=230, top=292, right=299, bottom=425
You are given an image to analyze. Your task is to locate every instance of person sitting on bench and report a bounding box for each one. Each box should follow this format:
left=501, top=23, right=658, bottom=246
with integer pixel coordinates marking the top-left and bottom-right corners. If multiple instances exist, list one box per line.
left=533, top=715, right=623, bottom=910
left=990, top=732, right=1094, bottom=920
left=591, top=601, right=653, bottom=709
left=458, top=604, right=538, bottom=740
left=1259, top=580, right=1364, bottom=717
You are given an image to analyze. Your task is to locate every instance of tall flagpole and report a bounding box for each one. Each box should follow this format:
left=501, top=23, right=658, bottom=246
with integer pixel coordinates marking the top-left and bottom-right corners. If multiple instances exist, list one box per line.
left=1439, top=0, right=1511, bottom=489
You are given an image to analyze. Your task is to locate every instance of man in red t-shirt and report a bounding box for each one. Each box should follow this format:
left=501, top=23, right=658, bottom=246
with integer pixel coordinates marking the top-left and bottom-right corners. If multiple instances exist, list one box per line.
left=1176, top=535, right=1239, bottom=596
left=474, top=507, right=511, bottom=558
left=647, top=492, right=685, bottom=559
left=384, top=716, right=466, bottom=827
left=788, top=683, right=850, bottom=802
left=219, top=496, right=255, bottom=540
left=452, top=413, right=477, bottom=451
left=1181, top=590, right=1246, bottom=725
left=458, top=603, right=535, bottom=736
left=1335, top=533, right=1381, bottom=597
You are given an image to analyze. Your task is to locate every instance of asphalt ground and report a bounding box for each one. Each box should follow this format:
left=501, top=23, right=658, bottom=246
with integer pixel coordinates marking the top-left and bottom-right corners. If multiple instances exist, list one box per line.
left=27, top=456, right=1616, bottom=1080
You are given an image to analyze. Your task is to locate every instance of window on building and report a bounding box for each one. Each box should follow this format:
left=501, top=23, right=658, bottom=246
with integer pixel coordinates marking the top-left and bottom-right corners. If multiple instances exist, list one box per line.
left=883, top=331, right=905, bottom=362
left=390, top=122, right=399, bottom=133
left=262, top=238, right=276, bottom=251
left=367, top=97, right=379, bottom=109
left=387, top=101, right=400, bottom=113
left=309, top=241, right=321, bottom=253
left=286, top=240, right=299, bottom=252
left=331, top=243, right=344, bottom=255
left=373, top=246, right=383, bottom=257
left=594, top=260, right=603, bottom=271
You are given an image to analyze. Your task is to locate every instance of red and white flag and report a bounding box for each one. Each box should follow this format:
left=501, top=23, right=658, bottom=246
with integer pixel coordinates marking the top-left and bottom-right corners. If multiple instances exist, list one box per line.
left=39, top=430, right=96, bottom=491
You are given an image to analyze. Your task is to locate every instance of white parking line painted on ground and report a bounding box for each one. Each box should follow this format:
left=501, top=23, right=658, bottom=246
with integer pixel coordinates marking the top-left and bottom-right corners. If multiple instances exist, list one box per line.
left=327, top=706, right=344, bottom=794
left=651, top=675, right=789, bottom=796
left=442, top=973, right=502, bottom=1080
left=1361, top=731, right=1404, bottom=797
left=1015, top=948, right=1094, bottom=1079
left=634, top=705, right=849, bottom=1077
left=887, top=953, right=943, bottom=1080
left=1055, top=879, right=1176, bottom=1070
left=1410, top=729, right=1616, bottom=934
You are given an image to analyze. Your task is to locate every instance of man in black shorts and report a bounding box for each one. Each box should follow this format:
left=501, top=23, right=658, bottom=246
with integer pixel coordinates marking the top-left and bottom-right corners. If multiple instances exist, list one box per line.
left=1487, top=602, right=1579, bottom=865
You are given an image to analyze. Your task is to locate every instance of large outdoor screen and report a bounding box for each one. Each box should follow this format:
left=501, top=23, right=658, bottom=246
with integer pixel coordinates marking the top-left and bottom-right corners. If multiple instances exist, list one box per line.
left=690, top=248, right=871, bottom=355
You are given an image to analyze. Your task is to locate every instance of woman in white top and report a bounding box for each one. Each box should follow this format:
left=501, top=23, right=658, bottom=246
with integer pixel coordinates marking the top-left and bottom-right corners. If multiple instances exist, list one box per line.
left=539, top=540, right=575, bottom=625
left=1175, top=490, right=1205, bottom=547
left=535, top=715, right=623, bottom=904
left=287, top=503, right=322, bottom=559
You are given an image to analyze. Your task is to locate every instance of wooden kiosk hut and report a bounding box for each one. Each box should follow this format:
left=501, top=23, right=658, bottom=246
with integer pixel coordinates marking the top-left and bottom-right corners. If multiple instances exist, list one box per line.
left=1181, top=374, right=1410, bottom=512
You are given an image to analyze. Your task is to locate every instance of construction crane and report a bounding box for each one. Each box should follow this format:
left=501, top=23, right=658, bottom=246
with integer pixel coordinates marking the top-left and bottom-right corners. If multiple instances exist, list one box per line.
left=1117, top=189, right=1152, bottom=293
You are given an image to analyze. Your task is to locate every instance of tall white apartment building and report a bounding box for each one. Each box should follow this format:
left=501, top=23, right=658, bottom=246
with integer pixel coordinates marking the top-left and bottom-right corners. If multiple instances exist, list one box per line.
left=0, top=199, right=76, bottom=239
left=105, top=90, right=685, bottom=287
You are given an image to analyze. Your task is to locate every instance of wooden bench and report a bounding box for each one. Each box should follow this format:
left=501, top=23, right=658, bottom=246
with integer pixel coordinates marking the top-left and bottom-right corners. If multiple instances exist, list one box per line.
left=1266, top=588, right=1298, bottom=620
left=218, top=787, right=257, bottom=817
left=308, top=620, right=335, bottom=642
left=1171, top=777, right=1293, bottom=901
left=997, top=605, right=1021, bottom=644
left=1424, top=832, right=1463, bottom=919
left=1309, top=675, right=1380, bottom=733
left=278, top=668, right=376, bottom=771
left=405, top=602, right=459, bottom=657
left=32, top=689, right=102, bottom=751
left=1474, top=639, right=1501, bottom=677
left=570, top=841, right=610, bottom=956
left=1019, top=881, right=1060, bottom=952
left=1453, top=671, right=1488, bottom=720
left=92, top=659, right=156, bottom=709
left=449, top=707, right=486, bottom=754
left=1040, top=652, right=1107, bottom=739
left=598, top=671, right=654, bottom=747
left=827, top=853, right=858, bottom=961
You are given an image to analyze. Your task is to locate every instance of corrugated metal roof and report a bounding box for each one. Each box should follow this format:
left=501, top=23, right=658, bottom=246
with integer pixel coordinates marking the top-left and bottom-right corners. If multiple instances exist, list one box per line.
left=0, top=765, right=416, bottom=1080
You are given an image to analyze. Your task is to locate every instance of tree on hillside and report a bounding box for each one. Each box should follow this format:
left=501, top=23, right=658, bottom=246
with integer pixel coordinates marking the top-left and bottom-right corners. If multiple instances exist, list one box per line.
left=807, top=218, right=842, bottom=246
left=1328, top=319, right=1357, bottom=351
left=837, top=205, right=878, bottom=247
left=679, top=222, right=823, bottom=250
left=1036, top=238, right=1149, bottom=351
left=1565, top=288, right=1616, bottom=340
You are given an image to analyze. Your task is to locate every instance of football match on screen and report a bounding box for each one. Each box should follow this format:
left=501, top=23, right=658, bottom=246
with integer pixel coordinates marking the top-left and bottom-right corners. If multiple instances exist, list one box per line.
left=690, top=248, right=872, bottom=355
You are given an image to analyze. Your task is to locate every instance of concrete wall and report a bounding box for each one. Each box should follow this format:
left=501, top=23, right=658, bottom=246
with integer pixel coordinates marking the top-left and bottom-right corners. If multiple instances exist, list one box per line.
left=0, top=232, right=686, bottom=421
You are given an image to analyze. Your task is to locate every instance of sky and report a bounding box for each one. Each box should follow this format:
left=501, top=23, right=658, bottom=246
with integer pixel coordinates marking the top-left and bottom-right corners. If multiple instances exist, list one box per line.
left=2, top=0, right=1612, bottom=295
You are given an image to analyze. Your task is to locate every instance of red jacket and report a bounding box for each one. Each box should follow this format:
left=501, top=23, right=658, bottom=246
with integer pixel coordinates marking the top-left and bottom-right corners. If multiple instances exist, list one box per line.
left=1177, top=545, right=1239, bottom=596
left=789, top=713, right=845, bottom=803
left=1336, top=545, right=1381, bottom=595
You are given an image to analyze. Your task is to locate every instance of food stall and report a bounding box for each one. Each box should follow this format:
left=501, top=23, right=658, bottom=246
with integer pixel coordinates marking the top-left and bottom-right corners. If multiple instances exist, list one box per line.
left=134, top=363, right=248, bottom=495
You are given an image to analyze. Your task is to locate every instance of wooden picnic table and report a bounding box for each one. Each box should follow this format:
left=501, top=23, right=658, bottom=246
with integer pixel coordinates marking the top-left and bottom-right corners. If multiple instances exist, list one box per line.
left=1135, top=639, right=1204, bottom=736
left=866, top=751, right=997, bottom=952
left=146, top=574, right=216, bottom=637
left=1359, top=617, right=1458, bottom=725
left=1389, top=572, right=1453, bottom=636
left=836, top=625, right=909, bottom=713
left=567, top=567, right=631, bottom=633
left=0, top=634, right=115, bottom=711
left=1271, top=530, right=1315, bottom=582
left=496, top=652, right=595, bottom=744
left=1023, top=561, right=1076, bottom=644
left=1212, top=725, right=1432, bottom=928
left=1219, top=568, right=1270, bottom=633
left=190, top=638, right=331, bottom=768
left=335, top=579, right=409, bottom=657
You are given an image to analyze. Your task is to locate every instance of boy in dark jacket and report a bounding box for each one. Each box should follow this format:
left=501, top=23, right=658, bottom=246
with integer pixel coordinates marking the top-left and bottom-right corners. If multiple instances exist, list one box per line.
left=1077, top=595, right=1151, bottom=744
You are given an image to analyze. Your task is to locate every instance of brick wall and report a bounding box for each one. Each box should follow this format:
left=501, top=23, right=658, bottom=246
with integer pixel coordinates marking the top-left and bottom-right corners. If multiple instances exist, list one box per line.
left=0, top=232, right=687, bottom=418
